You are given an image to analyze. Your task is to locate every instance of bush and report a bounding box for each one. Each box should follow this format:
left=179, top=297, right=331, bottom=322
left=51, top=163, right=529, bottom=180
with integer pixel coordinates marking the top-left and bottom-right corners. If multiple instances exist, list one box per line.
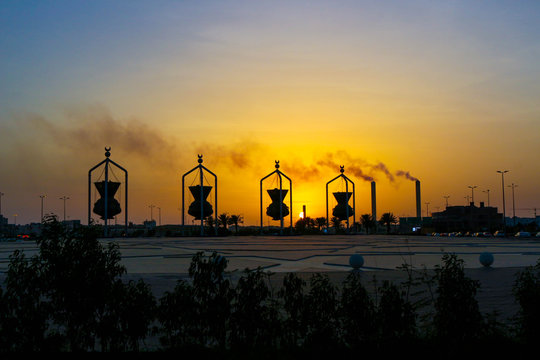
left=0, top=215, right=156, bottom=351
left=513, top=259, right=540, bottom=343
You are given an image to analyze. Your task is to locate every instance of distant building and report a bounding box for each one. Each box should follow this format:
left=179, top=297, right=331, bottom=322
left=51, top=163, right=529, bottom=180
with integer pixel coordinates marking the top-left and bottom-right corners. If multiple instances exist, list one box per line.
left=431, top=202, right=502, bottom=233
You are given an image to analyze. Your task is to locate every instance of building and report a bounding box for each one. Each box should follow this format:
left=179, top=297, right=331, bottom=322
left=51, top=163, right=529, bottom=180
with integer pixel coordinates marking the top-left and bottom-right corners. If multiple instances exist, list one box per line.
left=431, top=202, right=502, bottom=233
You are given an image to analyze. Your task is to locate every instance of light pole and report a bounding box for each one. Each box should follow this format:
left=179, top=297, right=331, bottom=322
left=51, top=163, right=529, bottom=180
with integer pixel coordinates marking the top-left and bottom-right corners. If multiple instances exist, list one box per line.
left=60, top=196, right=69, bottom=222
left=483, top=189, right=490, bottom=207
left=508, top=183, right=518, bottom=227
left=468, top=186, right=478, bottom=204
left=149, top=204, right=155, bottom=221
left=443, top=195, right=450, bottom=208
left=157, top=207, right=161, bottom=226
left=464, top=195, right=470, bottom=205
left=0, top=192, right=4, bottom=216
left=39, top=195, right=46, bottom=222
left=497, top=170, right=509, bottom=231
left=425, top=202, right=430, bottom=217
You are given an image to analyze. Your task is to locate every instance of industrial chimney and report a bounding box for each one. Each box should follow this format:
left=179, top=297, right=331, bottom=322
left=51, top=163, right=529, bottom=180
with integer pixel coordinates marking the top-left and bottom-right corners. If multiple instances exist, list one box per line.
left=415, top=180, right=421, bottom=219
left=371, top=181, right=377, bottom=221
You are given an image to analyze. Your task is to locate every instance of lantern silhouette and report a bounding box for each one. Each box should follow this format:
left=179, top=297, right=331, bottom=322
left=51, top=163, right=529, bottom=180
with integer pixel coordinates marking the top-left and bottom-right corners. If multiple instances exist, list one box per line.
left=260, top=161, right=292, bottom=234
left=182, top=155, right=218, bottom=236
left=326, top=166, right=355, bottom=232
left=88, top=147, right=128, bottom=237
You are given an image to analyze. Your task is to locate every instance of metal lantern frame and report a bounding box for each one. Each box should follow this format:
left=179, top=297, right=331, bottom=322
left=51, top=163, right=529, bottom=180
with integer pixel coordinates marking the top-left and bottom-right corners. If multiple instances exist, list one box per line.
left=326, top=165, right=356, bottom=232
left=260, top=160, right=293, bottom=234
left=88, top=147, right=128, bottom=237
left=182, top=154, right=218, bottom=236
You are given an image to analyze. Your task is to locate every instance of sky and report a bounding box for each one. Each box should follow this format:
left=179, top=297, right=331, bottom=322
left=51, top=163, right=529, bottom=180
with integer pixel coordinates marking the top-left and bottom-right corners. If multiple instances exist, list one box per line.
left=1, top=0, right=539, bottom=226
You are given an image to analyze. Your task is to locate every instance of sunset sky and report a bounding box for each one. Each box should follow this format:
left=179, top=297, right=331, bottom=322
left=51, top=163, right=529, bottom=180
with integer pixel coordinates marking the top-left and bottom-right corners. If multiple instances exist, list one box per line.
left=1, top=1, right=539, bottom=226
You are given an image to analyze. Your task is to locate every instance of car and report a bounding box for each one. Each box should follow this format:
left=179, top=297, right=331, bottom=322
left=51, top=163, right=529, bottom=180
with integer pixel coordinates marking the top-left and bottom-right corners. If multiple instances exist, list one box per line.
left=536, top=232, right=540, bottom=237
left=482, top=232, right=493, bottom=237
left=515, top=231, right=531, bottom=238
left=494, top=231, right=506, bottom=237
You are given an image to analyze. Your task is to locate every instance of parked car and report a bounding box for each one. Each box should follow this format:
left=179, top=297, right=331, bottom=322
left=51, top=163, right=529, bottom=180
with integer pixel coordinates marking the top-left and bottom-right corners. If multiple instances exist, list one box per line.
left=482, top=232, right=493, bottom=237
left=536, top=232, right=540, bottom=237
left=494, top=231, right=506, bottom=237
left=515, top=231, right=531, bottom=238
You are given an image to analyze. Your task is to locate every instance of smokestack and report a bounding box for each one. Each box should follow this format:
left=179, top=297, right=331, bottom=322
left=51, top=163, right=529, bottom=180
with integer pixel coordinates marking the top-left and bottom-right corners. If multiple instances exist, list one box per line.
left=371, top=181, right=377, bottom=221
left=415, top=180, right=421, bottom=219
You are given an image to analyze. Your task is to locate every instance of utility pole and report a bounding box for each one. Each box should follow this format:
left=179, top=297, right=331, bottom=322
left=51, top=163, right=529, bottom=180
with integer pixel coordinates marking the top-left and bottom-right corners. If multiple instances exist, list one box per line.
left=497, top=170, right=509, bottom=232
left=468, top=185, right=478, bottom=204
left=149, top=204, right=155, bottom=221
left=508, top=183, right=518, bottom=227
left=60, top=196, right=69, bottom=222
left=40, top=195, right=46, bottom=222
left=483, top=189, right=490, bottom=207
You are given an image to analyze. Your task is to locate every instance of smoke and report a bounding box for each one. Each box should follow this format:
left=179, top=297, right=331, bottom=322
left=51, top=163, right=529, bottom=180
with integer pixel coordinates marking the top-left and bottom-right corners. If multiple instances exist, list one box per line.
left=370, top=162, right=394, bottom=182
left=316, top=151, right=374, bottom=182
left=193, top=140, right=265, bottom=170
left=395, top=170, right=419, bottom=181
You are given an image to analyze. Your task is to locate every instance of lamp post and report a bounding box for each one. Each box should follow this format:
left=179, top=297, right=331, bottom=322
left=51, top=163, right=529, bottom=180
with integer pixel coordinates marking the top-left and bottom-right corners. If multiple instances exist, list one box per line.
left=468, top=186, right=477, bottom=204
left=425, top=202, right=430, bottom=217
left=39, top=195, right=46, bottom=222
left=497, top=170, right=509, bottom=231
left=443, top=195, right=450, bottom=208
left=157, top=207, right=161, bottom=226
left=0, top=192, right=4, bottom=216
left=483, top=189, right=490, bottom=207
left=508, top=183, right=518, bottom=227
left=149, top=204, right=155, bottom=222
left=60, top=196, right=69, bottom=222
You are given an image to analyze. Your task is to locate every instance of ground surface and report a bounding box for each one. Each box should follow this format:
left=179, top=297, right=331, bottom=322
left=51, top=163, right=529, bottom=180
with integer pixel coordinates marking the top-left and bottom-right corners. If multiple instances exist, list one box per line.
left=2, top=234, right=539, bottom=324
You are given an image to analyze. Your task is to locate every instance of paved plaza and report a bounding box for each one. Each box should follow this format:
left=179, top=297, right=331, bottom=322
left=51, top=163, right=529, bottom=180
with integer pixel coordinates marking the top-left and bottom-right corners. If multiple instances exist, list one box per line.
left=2, top=234, right=540, bottom=275
left=2, top=234, right=540, bottom=322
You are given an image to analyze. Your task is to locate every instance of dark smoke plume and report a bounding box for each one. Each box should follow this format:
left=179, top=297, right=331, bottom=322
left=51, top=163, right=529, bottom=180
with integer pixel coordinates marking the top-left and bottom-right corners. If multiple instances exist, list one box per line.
left=395, top=170, right=418, bottom=181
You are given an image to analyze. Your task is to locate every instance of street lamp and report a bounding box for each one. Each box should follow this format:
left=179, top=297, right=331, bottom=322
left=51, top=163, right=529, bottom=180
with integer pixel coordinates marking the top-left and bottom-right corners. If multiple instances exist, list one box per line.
left=508, top=183, right=518, bottom=227
left=468, top=186, right=478, bottom=204
left=39, top=195, right=46, bottom=222
left=59, top=196, right=70, bottom=222
left=443, top=195, right=450, bottom=208
left=497, top=170, right=509, bottom=231
left=157, top=207, right=161, bottom=226
left=483, top=189, right=490, bottom=207
left=149, top=204, right=155, bottom=221
left=425, top=202, right=430, bottom=217
left=0, top=192, right=4, bottom=216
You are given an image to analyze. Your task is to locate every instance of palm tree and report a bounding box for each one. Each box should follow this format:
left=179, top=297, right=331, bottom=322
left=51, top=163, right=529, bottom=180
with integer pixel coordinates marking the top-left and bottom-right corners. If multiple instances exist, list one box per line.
left=360, top=214, right=374, bottom=234
left=217, top=213, right=230, bottom=230
left=379, top=212, right=397, bottom=234
left=331, top=216, right=342, bottom=231
left=315, top=217, right=327, bottom=231
left=228, top=214, right=244, bottom=234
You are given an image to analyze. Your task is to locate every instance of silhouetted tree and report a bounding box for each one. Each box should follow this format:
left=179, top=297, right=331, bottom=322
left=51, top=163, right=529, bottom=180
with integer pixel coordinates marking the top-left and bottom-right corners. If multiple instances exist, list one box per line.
left=188, top=252, right=233, bottom=348
left=379, top=213, right=397, bottom=234
left=217, top=213, right=230, bottom=230
left=360, top=214, right=375, bottom=234
left=228, top=214, right=244, bottom=234
left=513, top=259, right=540, bottom=343
left=376, top=280, right=416, bottom=345
left=433, top=253, right=482, bottom=344
left=331, top=216, right=342, bottom=232
left=340, top=271, right=377, bottom=347
left=303, top=274, right=340, bottom=349
left=278, top=273, right=306, bottom=349
left=315, top=217, right=327, bottom=231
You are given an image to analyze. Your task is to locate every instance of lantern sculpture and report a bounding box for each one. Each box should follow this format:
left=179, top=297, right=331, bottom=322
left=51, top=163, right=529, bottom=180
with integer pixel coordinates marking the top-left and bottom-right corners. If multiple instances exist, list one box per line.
left=326, top=166, right=355, bottom=232
left=182, top=155, right=218, bottom=236
left=88, top=147, right=128, bottom=237
left=260, top=161, right=292, bottom=234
